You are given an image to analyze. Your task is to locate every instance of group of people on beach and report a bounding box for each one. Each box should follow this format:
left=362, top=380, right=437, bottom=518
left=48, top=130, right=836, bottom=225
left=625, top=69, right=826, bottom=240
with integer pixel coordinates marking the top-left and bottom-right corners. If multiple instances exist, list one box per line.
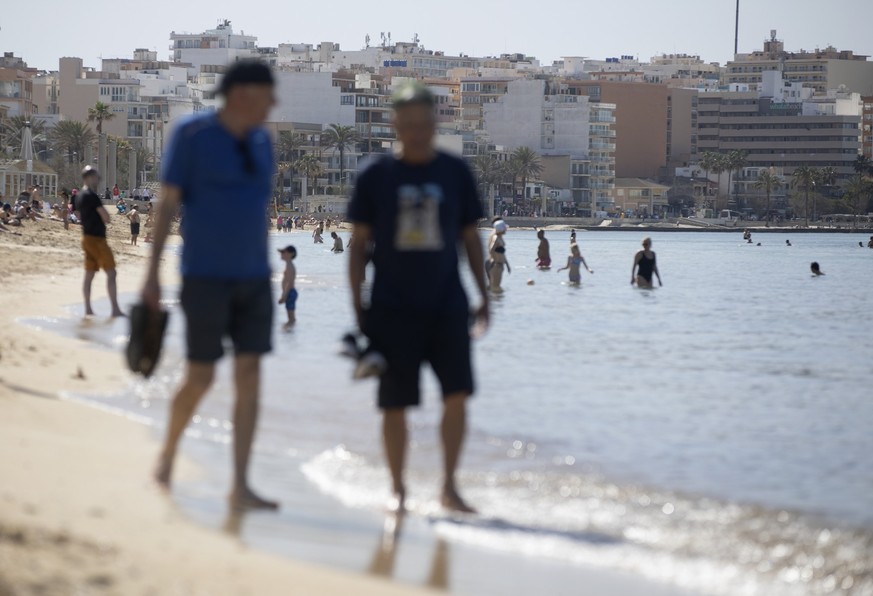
left=62, top=60, right=869, bottom=521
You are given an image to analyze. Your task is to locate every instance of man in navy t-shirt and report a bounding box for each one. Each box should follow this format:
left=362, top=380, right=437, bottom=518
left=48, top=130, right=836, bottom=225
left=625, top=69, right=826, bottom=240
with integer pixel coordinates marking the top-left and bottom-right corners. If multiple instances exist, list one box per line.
left=348, top=82, right=489, bottom=513
left=142, top=60, right=278, bottom=511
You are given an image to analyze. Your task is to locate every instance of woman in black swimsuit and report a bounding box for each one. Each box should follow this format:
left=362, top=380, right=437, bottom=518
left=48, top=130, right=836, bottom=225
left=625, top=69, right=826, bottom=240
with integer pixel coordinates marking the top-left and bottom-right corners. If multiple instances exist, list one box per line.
left=631, top=237, right=662, bottom=288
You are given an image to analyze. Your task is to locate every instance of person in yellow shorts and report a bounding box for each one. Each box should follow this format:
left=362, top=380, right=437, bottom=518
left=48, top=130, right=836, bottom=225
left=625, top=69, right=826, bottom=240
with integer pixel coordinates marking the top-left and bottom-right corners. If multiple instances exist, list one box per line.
left=76, top=166, right=124, bottom=317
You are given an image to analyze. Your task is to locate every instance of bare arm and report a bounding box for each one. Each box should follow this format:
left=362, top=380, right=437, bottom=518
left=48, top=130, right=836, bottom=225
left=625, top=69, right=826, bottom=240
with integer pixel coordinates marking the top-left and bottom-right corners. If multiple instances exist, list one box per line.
left=461, top=224, right=489, bottom=330
left=557, top=257, right=571, bottom=273
left=654, top=253, right=662, bottom=286
left=348, top=223, right=372, bottom=329
left=580, top=256, right=593, bottom=274
left=142, top=185, right=182, bottom=310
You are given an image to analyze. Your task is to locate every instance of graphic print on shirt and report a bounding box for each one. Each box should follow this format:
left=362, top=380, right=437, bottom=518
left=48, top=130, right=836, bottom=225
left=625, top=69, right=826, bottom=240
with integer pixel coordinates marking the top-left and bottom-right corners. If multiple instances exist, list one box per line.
left=394, top=182, right=444, bottom=251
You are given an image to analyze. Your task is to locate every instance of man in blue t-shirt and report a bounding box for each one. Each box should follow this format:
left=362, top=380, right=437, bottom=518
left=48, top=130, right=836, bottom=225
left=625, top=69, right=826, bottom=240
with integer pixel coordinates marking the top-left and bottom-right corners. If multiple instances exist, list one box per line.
left=142, top=60, right=278, bottom=511
left=348, top=82, right=489, bottom=513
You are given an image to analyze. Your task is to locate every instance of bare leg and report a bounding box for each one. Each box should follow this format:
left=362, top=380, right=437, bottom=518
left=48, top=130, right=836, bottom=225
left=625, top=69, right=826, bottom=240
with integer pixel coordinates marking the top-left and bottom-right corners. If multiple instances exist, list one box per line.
left=106, top=269, right=124, bottom=317
left=441, top=393, right=475, bottom=513
left=155, top=362, right=215, bottom=488
left=382, top=408, right=407, bottom=512
left=83, top=270, right=96, bottom=316
left=229, top=354, right=278, bottom=510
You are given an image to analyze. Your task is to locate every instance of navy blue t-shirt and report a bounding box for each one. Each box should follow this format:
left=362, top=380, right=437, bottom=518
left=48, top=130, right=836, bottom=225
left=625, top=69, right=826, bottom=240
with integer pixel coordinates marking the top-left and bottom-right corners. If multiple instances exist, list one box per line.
left=348, top=151, right=483, bottom=312
left=162, top=112, right=273, bottom=279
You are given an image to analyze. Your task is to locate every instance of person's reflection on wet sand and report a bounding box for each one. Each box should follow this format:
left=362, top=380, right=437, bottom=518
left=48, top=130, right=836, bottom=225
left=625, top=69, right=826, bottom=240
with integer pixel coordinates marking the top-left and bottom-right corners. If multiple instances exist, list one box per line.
left=367, top=512, right=405, bottom=578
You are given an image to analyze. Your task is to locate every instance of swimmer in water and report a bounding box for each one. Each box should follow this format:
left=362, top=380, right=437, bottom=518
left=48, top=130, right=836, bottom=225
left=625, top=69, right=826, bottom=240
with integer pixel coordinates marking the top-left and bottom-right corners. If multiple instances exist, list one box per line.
left=486, top=219, right=511, bottom=291
left=535, top=229, right=551, bottom=269
left=785, top=239, right=792, bottom=246
left=557, top=243, right=592, bottom=285
left=810, top=261, right=824, bottom=276
left=631, top=236, right=662, bottom=288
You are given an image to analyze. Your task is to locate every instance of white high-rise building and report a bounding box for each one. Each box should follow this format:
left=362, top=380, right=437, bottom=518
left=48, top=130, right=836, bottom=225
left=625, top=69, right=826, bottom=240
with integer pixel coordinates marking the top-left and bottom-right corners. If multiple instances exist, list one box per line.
left=169, top=20, right=257, bottom=72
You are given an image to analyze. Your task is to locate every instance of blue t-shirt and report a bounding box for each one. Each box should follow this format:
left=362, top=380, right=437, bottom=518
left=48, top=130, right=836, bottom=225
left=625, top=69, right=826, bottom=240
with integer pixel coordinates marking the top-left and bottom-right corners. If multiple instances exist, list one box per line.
left=161, top=112, right=273, bottom=279
left=348, top=151, right=483, bottom=312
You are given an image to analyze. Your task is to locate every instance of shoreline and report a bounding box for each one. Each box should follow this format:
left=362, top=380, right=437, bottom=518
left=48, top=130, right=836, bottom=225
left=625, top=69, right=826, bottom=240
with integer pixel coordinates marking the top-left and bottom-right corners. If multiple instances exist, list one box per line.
left=0, top=217, right=435, bottom=596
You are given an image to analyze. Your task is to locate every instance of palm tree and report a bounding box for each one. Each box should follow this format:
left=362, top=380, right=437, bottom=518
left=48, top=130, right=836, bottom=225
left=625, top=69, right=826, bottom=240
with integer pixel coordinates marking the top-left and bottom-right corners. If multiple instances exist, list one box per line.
left=510, top=147, right=542, bottom=212
left=753, top=170, right=782, bottom=222
left=2, top=116, right=48, bottom=158
left=294, top=153, right=323, bottom=206
left=725, top=150, right=747, bottom=210
left=842, top=178, right=873, bottom=229
left=321, top=124, right=359, bottom=192
left=791, top=166, right=818, bottom=227
left=275, top=131, right=305, bottom=205
left=471, top=154, right=502, bottom=217
left=815, top=166, right=837, bottom=222
left=709, top=153, right=729, bottom=212
left=698, top=151, right=719, bottom=211
left=853, top=154, right=871, bottom=186
left=48, top=120, right=95, bottom=164
left=87, top=101, right=115, bottom=135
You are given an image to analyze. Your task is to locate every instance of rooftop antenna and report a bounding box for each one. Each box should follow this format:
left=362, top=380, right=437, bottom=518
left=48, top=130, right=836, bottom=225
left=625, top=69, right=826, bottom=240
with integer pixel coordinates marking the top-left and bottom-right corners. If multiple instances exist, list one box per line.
left=733, top=0, right=739, bottom=57
left=365, top=34, right=370, bottom=49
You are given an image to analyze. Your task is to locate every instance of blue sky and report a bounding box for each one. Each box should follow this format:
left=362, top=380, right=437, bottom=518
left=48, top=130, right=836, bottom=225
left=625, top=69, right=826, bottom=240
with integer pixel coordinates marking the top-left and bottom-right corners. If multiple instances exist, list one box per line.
left=2, top=0, right=871, bottom=71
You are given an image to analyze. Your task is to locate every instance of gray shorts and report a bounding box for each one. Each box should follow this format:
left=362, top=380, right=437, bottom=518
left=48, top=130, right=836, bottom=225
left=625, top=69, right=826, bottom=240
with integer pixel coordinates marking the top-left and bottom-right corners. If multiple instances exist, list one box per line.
left=180, top=278, right=273, bottom=362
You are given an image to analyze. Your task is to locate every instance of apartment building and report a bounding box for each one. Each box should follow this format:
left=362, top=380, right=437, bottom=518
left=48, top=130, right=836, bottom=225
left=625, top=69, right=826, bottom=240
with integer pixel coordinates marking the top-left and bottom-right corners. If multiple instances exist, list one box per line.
left=563, top=80, right=669, bottom=180
left=0, top=54, right=36, bottom=117
left=725, top=30, right=873, bottom=95
left=459, top=77, right=512, bottom=131
left=696, top=72, right=862, bottom=194
left=862, top=95, right=873, bottom=161
left=169, top=20, right=258, bottom=72
left=483, top=78, right=616, bottom=214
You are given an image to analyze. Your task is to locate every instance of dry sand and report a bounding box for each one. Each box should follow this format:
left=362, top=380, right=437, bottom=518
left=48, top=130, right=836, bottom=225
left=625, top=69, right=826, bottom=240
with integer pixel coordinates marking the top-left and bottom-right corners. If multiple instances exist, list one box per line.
left=0, top=214, right=433, bottom=595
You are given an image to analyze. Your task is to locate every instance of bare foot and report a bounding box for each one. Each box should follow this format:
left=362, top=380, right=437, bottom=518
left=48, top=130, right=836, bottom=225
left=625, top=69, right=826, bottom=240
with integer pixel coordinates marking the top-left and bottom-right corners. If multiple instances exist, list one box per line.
left=441, top=489, right=476, bottom=514
left=230, top=487, right=279, bottom=511
left=154, top=454, right=173, bottom=490
left=386, top=490, right=406, bottom=514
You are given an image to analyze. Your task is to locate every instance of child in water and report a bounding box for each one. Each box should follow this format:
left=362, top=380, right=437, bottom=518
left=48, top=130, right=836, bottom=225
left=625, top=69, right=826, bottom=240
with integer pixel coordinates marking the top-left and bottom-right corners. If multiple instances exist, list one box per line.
left=278, top=245, right=298, bottom=329
left=557, top=243, right=592, bottom=285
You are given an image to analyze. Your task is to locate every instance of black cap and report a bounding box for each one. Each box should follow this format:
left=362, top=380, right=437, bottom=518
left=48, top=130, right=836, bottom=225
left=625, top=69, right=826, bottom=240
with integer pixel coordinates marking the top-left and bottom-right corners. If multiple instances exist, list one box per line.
left=81, top=165, right=100, bottom=178
left=277, top=245, right=296, bottom=255
left=218, top=59, right=274, bottom=96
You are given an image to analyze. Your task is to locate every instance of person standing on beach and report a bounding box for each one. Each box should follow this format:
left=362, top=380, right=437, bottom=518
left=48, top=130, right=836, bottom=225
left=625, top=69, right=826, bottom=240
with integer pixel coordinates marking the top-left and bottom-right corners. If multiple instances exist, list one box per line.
left=77, top=166, right=125, bottom=317
left=348, top=82, right=489, bottom=513
left=277, top=245, right=298, bottom=329
left=142, top=59, right=279, bottom=511
left=536, top=229, right=551, bottom=269
left=127, top=206, right=140, bottom=246
left=631, top=237, right=662, bottom=288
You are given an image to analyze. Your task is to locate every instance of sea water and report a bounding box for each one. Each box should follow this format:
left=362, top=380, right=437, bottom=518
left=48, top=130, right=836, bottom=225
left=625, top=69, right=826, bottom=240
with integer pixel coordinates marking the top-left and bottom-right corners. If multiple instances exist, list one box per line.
left=37, top=230, right=873, bottom=595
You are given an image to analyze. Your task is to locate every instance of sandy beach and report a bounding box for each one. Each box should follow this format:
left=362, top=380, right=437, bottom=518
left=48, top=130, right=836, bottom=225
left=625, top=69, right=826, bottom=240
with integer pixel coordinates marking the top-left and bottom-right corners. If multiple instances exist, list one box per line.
left=0, top=215, right=433, bottom=595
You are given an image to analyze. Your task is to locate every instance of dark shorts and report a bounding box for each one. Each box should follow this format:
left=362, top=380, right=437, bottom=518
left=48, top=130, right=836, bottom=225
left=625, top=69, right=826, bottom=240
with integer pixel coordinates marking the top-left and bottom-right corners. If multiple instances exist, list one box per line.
left=363, top=306, right=474, bottom=410
left=180, top=278, right=273, bottom=362
left=131, top=222, right=140, bottom=235
left=285, top=288, right=299, bottom=311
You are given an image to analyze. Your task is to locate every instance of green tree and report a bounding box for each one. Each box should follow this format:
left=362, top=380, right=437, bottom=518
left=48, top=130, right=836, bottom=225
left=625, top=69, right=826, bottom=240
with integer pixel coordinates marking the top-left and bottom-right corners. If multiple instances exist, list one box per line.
left=791, top=166, right=818, bottom=227
left=509, top=146, right=542, bottom=210
left=853, top=154, right=871, bottom=186
left=321, top=124, right=359, bottom=192
left=294, top=153, right=323, bottom=203
left=841, top=178, right=873, bottom=229
left=754, top=169, right=782, bottom=221
left=471, top=154, right=502, bottom=217
left=87, top=101, right=115, bottom=135
left=725, top=150, right=747, bottom=210
left=709, top=153, right=729, bottom=211
left=698, top=151, right=719, bottom=211
left=48, top=120, right=95, bottom=164
left=815, top=166, right=838, bottom=220
left=2, top=116, right=47, bottom=158
left=275, top=131, right=305, bottom=204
